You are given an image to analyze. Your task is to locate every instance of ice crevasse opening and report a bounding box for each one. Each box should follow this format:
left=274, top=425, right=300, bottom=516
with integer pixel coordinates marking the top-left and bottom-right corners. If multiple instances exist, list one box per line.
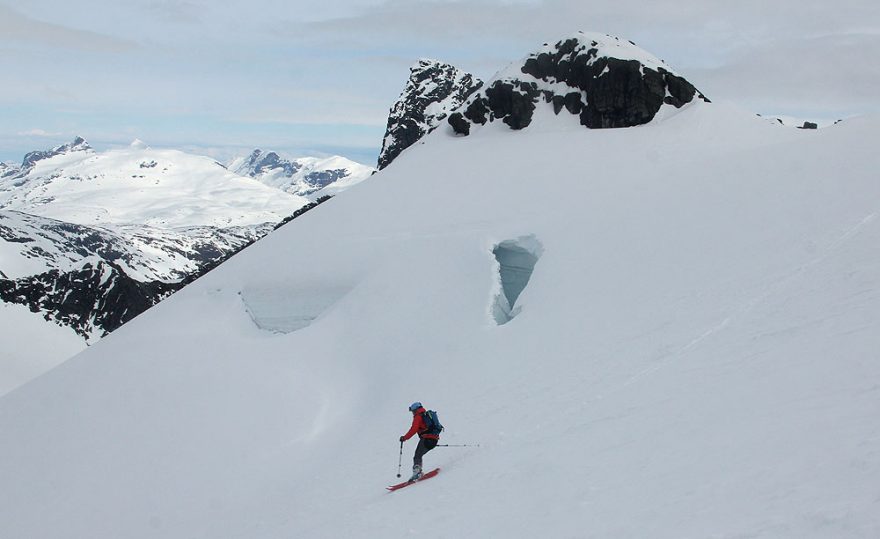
left=491, top=235, right=543, bottom=325
left=240, top=284, right=351, bottom=333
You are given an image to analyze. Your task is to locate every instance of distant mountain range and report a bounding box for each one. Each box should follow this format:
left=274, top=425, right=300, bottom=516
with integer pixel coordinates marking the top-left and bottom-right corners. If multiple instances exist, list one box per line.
left=230, top=150, right=373, bottom=197
left=0, top=138, right=373, bottom=393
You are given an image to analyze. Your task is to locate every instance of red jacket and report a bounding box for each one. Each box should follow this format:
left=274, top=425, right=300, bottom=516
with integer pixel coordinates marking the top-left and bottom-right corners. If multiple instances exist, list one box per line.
left=402, top=407, right=440, bottom=441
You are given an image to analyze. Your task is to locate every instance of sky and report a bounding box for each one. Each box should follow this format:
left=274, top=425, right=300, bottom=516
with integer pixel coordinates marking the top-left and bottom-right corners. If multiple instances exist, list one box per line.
left=1, top=0, right=878, bottom=166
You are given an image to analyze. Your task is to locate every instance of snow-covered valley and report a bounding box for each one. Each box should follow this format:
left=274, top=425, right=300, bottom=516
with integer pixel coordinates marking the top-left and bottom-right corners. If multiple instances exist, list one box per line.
left=1, top=32, right=878, bottom=538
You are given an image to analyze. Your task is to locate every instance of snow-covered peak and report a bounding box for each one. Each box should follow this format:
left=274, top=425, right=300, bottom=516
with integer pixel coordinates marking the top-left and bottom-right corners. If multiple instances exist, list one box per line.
left=0, top=162, right=16, bottom=178
left=18, top=136, right=93, bottom=173
left=230, top=149, right=374, bottom=198
left=0, top=143, right=309, bottom=228
left=56, top=136, right=92, bottom=154
left=448, top=31, right=709, bottom=135
left=129, top=138, right=149, bottom=150
left=230, top=149, right=297, bottom=177
left=377, top=58, right=483, bottom=169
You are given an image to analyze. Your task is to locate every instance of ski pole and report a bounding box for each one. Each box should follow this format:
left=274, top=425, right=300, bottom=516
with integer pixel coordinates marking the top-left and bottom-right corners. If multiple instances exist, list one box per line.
left=396, top=440, right=404, bottom=478
left=436, top=444, right=480, bottom=447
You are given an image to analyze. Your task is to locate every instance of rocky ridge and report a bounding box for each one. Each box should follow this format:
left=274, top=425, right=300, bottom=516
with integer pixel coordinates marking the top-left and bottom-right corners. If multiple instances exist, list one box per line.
left=377, top=59, right=483, bottom=169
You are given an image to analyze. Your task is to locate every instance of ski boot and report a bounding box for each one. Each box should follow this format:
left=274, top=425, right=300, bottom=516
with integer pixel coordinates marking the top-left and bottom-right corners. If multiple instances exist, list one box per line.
left=408, top=464, right=422, bottom=482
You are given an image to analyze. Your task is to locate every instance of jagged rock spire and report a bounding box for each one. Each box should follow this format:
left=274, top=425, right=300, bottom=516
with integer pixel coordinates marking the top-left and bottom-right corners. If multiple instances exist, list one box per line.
left=377, top=59, right=483, bottom=169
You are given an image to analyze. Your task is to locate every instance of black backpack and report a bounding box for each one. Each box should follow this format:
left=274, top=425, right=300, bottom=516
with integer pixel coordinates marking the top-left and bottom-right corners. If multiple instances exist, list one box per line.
left=422, top=410, right=444, bottom=436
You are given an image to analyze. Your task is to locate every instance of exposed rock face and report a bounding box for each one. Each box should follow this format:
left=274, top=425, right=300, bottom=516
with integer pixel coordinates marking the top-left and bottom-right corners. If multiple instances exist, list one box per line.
left=0, top=261, right=178, bottom=339
left=273, top=195, right=333, bottom=230
left=378, top=59, right=483, bottom=169
left=449, top=33, right=709, bottom=135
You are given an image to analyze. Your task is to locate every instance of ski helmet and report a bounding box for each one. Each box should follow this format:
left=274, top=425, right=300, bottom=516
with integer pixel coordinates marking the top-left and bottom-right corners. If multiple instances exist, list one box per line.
left=408, top=402, right=422, bottom=412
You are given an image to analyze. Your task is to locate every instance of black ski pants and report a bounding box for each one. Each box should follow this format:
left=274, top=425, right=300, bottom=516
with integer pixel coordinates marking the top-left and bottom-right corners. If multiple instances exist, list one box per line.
left=413, top=437, right=438, bottom=466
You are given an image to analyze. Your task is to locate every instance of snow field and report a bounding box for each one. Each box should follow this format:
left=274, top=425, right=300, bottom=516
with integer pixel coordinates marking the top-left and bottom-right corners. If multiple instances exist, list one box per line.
left=1, top=146, right=308, bottom=228
left=1, top=101, right=879, bottom=537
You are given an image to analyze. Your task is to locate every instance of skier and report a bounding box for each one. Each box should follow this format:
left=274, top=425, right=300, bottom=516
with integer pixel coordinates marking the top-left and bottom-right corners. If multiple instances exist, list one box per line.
left=399, top=401, right=440, bottom=481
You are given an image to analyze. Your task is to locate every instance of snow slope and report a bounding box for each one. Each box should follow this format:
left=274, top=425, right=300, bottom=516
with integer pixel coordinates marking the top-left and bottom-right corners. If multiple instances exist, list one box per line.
left=0, top=301, right=83, bottom=395
left=2, top=54, right=880, bottom=538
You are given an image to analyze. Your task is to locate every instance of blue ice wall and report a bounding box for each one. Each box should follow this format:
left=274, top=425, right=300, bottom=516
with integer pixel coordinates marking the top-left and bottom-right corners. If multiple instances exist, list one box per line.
left=492, top=236, right=542, bottom=325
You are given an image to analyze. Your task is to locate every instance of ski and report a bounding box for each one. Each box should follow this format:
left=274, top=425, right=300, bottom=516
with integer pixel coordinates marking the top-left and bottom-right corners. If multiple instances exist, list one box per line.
left=386, top=468, right=440, bottom=491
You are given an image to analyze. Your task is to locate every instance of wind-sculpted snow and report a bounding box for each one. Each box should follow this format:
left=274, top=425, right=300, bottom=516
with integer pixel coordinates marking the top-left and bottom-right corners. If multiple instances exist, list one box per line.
left=449, top=32, right=708, bottom=135
left=242, top=284, right=351, bottom=333
left=378, top=59, right=483, bottom=169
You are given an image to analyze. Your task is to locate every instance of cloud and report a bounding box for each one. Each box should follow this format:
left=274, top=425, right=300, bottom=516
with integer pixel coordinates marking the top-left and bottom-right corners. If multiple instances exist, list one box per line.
left=288, top=0, right=879, bottom=56
left=17, top=128, right=63, bottom=137
left=145, top=1, right=203, bottom=24
left=689, top=32, right=880, bottom=116
left=278, top=0, right=880, bottom=115
left=0, top=4, right=137, bottom=52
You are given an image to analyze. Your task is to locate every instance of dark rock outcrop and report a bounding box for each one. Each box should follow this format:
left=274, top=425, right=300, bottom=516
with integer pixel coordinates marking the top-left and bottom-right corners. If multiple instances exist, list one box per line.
left=378, top=59, right=483, bottom=169
left=0, top=261, right=178, bottom=339
left=449, top=33, right=709, bottom=135
left=0, top=210, right=272, bottom=340
left=273, top=195, right=333, bottom=230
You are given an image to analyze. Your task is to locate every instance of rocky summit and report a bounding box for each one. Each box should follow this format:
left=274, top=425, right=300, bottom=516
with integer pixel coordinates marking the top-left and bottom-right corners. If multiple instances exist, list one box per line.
left=448, top=32, right=708, bottom=135
left=377, top=58, right=483, bottom=169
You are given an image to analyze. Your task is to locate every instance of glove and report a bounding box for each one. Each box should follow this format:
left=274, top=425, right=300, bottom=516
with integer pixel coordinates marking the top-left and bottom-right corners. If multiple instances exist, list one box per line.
left=399, top=436, right=406, bottom=442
